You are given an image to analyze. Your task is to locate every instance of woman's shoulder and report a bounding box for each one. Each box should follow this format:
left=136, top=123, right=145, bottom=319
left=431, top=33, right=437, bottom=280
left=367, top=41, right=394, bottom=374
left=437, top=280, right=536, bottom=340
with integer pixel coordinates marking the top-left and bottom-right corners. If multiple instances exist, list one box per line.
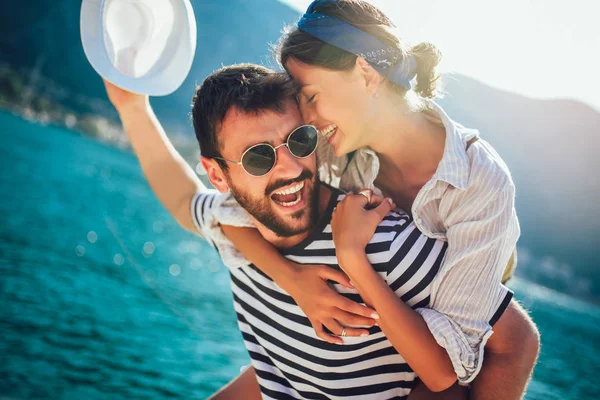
left=466, top=138, right=515, bottom=194
left=436, top=138, right=517, bottom=225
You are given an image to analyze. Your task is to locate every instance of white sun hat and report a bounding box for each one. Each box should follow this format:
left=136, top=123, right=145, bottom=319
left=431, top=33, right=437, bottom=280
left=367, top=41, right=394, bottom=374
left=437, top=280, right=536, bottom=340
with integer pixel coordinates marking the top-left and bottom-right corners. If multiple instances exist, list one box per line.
left=81, top=0, right=197, bottom=96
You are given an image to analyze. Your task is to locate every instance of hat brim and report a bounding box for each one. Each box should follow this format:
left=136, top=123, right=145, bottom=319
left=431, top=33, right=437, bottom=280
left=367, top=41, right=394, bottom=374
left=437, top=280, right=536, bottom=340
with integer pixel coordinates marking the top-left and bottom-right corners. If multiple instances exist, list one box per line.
left=80, top=0, right=196, bottom=96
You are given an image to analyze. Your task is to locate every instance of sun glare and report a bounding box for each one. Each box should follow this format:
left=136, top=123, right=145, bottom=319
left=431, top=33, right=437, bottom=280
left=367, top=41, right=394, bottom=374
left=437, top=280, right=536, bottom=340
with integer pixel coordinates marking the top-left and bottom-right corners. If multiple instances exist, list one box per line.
left=280, top=0, right=600, bottom=110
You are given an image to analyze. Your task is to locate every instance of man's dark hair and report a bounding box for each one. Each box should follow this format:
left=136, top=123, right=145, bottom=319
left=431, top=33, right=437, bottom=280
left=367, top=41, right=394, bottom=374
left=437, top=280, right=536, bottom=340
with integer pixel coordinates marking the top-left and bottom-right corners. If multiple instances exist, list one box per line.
left=191, top=64, right=296, bottom=171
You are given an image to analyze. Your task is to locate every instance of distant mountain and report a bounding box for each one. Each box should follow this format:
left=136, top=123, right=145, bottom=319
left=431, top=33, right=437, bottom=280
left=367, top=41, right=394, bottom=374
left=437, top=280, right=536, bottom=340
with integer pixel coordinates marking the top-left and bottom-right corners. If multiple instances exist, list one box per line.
left=437, top=77, right=600, bottom=298
left=1, top=0, right=598, bottom=301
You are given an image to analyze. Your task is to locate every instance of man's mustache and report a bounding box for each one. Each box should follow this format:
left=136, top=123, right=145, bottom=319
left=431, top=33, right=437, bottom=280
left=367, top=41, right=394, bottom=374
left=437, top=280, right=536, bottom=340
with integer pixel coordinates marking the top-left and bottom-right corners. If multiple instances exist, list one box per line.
left=265, top=169, right=314, bottom=195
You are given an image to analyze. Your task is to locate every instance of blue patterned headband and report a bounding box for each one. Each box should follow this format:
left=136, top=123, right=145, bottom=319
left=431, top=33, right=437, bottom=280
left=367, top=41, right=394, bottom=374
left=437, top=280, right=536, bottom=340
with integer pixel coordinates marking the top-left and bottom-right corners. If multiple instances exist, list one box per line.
left=297, top=0, right=416, bottom=89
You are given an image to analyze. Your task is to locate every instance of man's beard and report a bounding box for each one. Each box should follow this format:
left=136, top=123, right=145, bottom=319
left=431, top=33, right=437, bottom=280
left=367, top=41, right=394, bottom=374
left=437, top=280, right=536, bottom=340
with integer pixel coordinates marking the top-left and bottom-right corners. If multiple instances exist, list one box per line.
left=228, top=169, right=320, bottom=238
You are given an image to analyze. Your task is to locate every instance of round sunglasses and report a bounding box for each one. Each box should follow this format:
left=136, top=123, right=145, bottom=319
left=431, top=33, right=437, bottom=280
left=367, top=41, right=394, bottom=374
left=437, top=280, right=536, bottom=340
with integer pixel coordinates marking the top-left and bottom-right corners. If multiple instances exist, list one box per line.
left=213, top=125, right=319, bottom=176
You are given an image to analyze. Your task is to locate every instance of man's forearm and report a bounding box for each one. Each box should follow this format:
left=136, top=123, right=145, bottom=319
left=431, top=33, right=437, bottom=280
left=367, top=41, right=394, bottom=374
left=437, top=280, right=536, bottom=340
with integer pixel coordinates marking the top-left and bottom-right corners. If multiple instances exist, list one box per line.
left=117, top=100, right=205, bottom=225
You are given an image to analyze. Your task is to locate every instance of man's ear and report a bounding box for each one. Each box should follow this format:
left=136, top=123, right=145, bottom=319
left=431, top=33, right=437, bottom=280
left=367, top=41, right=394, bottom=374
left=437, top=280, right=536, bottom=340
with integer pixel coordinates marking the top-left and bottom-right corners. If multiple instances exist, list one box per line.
left=356, top=57, right=382, bottom=96
left=200, top=157, right=230, bottom=193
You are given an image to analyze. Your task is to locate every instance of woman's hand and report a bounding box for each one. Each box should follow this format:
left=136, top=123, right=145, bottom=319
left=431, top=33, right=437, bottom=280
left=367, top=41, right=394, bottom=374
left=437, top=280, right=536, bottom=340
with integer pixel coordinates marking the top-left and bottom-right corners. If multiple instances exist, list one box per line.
left=219, top=226, right=378, bottom=345
left=331, top=190, right=395, bottom=275
left=282, top=264, right=379, bottom=344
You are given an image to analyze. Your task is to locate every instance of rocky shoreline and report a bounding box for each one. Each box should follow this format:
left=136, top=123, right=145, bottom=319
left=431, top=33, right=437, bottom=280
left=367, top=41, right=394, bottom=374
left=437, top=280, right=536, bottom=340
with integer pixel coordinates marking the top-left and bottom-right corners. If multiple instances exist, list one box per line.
left=0, top=63, right=131, bottom=149
left=0, top=62, right=200, bottom=164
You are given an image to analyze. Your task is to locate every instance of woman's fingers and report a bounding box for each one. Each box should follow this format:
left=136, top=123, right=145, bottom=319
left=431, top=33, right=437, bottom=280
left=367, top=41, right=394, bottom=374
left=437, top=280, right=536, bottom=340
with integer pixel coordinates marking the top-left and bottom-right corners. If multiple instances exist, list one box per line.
left=356, top=189, right=373, bottom=208
left=323, top=319, right=371, bottom=339
left=366, top=194, right=384, bottom=208
left=372, top=197, right=396, bottom=220
left=339, top=326, right=372, bottom=337
left=335, top=294, right=379, bottom=319
left=323, top=318, right=344, bottom=337
left=334, top=310, right=376, bottom=328
left=316, top=268, right=379, bottom=320
left=350, top=190, right=394, bottom=212
left=352, top=192, right=395, bottom=219
left=311, top=321, right=343, bottom=345
left=317, top=265, right=353, bottom=288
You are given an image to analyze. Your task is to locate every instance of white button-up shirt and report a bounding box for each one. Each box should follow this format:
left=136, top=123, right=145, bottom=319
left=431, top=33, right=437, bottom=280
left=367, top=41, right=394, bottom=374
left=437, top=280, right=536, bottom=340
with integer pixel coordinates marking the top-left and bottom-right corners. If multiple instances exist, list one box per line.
left=192, top=100, right=520, bottom=384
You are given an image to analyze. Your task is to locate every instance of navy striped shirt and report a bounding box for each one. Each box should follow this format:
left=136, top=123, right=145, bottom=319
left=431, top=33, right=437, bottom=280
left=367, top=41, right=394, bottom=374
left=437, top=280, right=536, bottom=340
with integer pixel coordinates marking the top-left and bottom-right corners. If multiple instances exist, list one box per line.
left=192, top=188, right=512, bottom=399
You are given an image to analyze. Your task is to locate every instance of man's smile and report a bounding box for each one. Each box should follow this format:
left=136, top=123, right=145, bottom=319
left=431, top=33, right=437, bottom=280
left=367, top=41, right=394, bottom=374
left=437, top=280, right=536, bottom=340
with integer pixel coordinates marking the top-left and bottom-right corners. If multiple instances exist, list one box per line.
left=271, top=180, right=308, bottom=211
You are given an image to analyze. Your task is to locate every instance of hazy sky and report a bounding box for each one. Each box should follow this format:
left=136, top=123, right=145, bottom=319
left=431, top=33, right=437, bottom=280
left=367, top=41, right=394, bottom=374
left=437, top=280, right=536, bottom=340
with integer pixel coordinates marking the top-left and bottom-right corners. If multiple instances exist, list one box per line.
left=279, top=0, right=600, bottom=111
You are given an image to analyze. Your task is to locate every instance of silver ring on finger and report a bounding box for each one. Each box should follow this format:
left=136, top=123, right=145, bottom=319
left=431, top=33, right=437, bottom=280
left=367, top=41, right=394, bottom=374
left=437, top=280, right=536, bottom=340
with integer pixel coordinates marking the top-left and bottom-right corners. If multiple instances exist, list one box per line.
left=358, top=189, right=372, bottom=204
left=340, top=327, right=347, bottom=337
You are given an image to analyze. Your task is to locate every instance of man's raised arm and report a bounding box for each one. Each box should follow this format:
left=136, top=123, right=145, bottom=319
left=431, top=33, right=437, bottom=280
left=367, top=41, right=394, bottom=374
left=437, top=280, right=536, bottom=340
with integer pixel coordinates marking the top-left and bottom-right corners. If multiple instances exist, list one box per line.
left=104, top=80, right=204, bottom=231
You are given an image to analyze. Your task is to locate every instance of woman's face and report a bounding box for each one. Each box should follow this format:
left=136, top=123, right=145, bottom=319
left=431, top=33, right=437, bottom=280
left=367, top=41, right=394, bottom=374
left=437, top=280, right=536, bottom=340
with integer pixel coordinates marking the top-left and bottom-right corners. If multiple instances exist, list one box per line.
left=286, top=58, right=374, bottom=157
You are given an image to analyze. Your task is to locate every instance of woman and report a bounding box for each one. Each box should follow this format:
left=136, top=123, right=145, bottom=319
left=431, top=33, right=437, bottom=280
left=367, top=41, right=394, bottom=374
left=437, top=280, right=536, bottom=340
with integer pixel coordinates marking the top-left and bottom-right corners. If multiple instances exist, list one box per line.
left=210, top=0, right=519, bottom=392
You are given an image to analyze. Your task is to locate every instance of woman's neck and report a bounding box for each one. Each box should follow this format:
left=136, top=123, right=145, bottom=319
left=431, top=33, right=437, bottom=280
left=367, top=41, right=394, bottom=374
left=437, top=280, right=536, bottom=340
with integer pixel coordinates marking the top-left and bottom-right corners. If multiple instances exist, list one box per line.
left=366, top=93, right=446, bottom=185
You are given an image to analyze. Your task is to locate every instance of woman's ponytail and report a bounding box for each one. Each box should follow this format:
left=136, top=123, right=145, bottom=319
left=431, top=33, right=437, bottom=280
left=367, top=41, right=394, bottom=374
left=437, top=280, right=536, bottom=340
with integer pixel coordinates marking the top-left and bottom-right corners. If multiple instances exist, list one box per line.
left=410, top=42, right=442, bottom=99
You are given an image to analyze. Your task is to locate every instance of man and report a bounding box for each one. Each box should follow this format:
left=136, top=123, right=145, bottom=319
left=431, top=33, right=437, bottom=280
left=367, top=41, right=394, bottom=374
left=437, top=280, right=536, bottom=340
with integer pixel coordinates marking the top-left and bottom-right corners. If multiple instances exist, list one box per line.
left=104, top=63, right=539, bottom=399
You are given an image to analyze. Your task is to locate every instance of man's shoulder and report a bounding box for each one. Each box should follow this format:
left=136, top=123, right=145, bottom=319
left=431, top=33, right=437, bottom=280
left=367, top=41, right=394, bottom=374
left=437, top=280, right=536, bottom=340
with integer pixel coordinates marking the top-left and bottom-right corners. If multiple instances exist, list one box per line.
left=190, top=189, right=254, bottom=239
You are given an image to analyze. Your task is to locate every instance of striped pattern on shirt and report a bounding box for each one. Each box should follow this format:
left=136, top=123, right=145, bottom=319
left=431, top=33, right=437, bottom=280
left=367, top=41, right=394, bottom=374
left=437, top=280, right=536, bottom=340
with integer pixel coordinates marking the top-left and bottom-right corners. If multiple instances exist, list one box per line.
left=192, top=188, right=506, bottom=399
left=230, top=190, right=444, bottom=399
left=315, top=100, right=520, bottom=383
left=192, top=99, right=519, bottom=385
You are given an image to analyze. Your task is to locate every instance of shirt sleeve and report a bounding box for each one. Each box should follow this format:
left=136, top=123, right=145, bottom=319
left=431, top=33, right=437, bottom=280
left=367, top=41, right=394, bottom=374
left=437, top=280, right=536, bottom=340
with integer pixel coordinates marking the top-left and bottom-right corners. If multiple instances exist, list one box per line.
left=415, top=177, right=520, bottom=384
left=189, top=190, right=255, bottom=270
left=316, top=141, right=382, bottom=196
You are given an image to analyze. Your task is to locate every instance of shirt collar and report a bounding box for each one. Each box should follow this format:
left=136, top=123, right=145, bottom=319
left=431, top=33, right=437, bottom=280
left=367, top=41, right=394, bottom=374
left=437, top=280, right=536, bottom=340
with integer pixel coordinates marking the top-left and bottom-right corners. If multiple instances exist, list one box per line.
left=425, top=100, right=479, bottom=190
left=320, top=100, right=479, bottom=192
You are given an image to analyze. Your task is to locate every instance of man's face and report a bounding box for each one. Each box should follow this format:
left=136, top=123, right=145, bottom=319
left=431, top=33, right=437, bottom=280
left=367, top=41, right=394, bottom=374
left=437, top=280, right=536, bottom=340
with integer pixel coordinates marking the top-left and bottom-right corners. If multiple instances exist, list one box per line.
left=212, top=101, right=319, bottom=238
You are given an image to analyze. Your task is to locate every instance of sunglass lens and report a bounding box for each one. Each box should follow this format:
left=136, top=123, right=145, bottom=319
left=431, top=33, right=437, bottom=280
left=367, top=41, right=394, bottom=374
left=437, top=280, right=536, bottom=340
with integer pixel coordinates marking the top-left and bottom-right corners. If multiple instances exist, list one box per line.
left=241, top=144, right=276, bottom=176
left=288, top=126, right=318, bottom=158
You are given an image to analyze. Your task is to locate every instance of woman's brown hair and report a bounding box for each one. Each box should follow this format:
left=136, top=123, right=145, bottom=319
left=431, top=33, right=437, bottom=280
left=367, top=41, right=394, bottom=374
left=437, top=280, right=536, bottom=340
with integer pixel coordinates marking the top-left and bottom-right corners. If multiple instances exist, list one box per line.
left=277, top=0, right=442, bottom=98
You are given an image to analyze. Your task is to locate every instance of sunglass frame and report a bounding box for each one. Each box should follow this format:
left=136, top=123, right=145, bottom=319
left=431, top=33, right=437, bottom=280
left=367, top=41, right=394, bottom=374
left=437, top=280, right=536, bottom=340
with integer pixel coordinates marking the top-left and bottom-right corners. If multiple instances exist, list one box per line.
left=214, top=125, right=319, bottom=177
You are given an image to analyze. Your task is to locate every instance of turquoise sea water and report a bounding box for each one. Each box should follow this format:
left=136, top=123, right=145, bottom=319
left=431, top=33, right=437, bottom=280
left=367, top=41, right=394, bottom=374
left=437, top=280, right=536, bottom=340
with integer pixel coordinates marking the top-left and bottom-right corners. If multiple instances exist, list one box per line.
left=1, top=110, right=599, bottom=399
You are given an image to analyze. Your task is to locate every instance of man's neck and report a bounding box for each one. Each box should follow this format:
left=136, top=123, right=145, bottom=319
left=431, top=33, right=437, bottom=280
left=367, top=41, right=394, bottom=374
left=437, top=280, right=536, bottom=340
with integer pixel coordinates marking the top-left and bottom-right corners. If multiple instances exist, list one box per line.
left=258, top=184, right=332, bottom=249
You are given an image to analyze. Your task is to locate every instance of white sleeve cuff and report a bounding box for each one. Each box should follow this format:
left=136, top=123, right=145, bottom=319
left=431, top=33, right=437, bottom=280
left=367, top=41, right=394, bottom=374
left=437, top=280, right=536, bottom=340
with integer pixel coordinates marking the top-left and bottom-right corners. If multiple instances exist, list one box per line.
left=415, top=307, right=493, bottom=384
left=415, top=288, right=513, bottom=383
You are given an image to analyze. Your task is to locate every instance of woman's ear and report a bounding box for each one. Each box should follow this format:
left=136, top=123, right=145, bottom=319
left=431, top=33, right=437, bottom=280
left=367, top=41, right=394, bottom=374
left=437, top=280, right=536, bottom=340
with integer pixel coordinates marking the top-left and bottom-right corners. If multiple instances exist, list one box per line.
left=201, top=157, right=230, bottom=193
left=356, top=57, right=382, bottom=96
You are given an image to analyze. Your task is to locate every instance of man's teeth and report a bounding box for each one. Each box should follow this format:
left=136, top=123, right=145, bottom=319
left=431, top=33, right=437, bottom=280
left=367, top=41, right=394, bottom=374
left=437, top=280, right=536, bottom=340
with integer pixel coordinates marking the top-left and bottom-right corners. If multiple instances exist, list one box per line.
left=278, top=193, right=302, bottom=207
left=319, top=125, right=337, bottom=139
left=272, top=181, right=304, bottom=207
left=273, top=181, right=304, bottom=196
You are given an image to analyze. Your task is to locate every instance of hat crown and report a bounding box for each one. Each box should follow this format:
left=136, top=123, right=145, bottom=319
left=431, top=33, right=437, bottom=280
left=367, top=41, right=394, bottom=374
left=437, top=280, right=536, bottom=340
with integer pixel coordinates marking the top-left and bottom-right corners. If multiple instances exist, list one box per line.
left=81, top=0, right=196, bottom=96
left=103, top=0, right=175, bottom=78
